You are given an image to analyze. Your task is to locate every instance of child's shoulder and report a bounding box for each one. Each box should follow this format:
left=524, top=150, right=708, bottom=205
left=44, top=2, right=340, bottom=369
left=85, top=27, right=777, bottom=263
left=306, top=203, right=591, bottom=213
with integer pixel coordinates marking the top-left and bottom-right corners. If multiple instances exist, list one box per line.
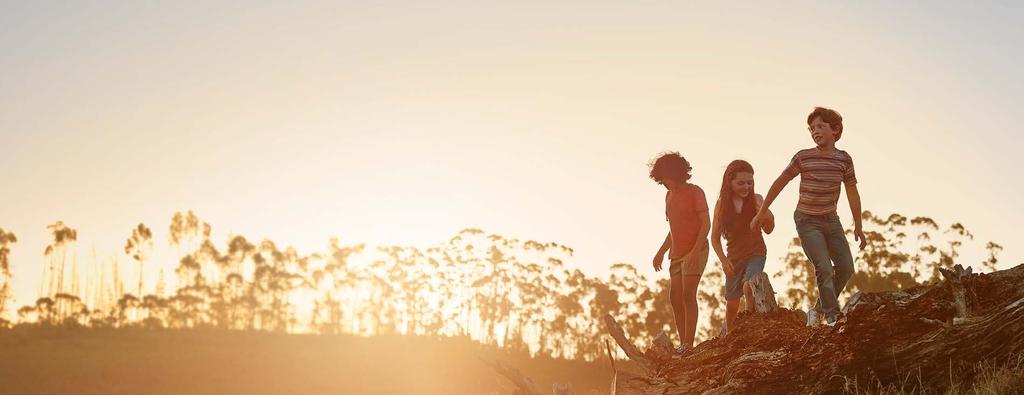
left=794, top=147, right=818, bottom=157
left=795, top=147, right=853, bottom=160
left=680, top=183, right=707, bottom=203
left=667, top=184, right=704, bottom=201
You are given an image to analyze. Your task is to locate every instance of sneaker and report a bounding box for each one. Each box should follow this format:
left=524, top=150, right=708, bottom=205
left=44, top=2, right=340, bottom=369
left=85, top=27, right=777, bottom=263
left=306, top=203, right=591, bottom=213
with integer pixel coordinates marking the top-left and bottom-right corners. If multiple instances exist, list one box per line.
left=673, top=345, right=690, bottom=358
left=806, top=307, right=819, bottom=326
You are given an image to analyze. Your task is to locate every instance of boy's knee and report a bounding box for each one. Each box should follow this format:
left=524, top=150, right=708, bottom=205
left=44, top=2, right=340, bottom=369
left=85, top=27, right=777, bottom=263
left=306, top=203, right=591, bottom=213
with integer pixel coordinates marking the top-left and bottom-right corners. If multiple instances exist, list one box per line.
left=803, top=248, right=832, bottom=268
left=835, top=261, right=854, bottom=276
left=814, top=264, right=835, bottom=280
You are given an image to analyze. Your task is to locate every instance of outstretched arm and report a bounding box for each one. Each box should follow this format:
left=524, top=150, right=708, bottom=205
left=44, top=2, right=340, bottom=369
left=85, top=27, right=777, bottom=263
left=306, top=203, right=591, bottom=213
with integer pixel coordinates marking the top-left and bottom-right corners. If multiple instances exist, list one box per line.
left=752, top=172, right=794, bottom=231
left=754, top=194, right=775, bottom=234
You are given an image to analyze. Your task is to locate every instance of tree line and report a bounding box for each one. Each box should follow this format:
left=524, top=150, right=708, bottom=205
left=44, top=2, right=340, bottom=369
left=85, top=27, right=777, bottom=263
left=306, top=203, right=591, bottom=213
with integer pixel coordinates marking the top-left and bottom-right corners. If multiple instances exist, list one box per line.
left=0, top=210, right=1004, bottom=361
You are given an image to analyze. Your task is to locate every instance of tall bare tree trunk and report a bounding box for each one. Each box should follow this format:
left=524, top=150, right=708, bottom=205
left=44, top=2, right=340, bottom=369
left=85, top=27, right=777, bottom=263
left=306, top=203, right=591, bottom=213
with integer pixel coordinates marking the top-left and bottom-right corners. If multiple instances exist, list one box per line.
left=58, top=248, right=67, bottom=295
left=39, top=255, right=50, bottom=298
left=138, top=259, right=144, bottom=297
left=71, top=254, right=79, bottom=296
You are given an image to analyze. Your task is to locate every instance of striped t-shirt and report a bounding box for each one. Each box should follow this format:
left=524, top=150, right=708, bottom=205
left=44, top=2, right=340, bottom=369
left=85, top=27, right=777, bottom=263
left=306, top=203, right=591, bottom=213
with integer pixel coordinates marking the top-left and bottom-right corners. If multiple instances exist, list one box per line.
left=783, top=148, right=857, bottom=215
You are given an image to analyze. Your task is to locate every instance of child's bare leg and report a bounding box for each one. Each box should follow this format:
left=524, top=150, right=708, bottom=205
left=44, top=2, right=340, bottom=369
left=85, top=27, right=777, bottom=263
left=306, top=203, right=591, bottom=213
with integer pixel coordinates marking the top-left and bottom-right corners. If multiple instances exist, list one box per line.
left=670, top=273, right=686, bottom=342
left=682, top=274, right=701, bottom=348
left=725, top=297, right=740, bottom=334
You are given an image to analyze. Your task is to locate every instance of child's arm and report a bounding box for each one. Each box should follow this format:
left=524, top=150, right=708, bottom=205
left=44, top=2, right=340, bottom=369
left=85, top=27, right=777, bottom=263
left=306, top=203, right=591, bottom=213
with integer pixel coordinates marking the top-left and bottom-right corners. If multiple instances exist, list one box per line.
left=754, top=194, right=775, bottom=234
left=695, top=191, right=711, bottom=250
left=752, top=171, right=795, bottom=230
left=653, top=191, right=672, bottom=272
left=652, top=232, right=671, bottom=272
left=710, top=200, right=733, bottom=276
left=697, top=211, right=711, bottom=250
left=845, top=181, right=867, bottom=250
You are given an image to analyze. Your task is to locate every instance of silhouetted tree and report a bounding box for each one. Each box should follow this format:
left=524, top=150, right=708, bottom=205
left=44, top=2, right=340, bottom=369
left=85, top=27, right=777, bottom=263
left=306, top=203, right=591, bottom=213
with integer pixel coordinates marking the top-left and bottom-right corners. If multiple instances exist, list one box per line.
left=0, top=228, right=17, bottom=325
left=6, top=211, right=1008, bottom=363
left=125, top=223, right=153, bottom=297
left=43, top=221, right=77, bottom=297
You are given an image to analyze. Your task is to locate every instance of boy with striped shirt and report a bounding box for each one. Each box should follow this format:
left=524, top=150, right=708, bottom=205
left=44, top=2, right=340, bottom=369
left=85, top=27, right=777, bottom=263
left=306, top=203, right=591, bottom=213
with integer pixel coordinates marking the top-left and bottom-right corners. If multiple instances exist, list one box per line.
left=751, top=107, right=867, bottom=326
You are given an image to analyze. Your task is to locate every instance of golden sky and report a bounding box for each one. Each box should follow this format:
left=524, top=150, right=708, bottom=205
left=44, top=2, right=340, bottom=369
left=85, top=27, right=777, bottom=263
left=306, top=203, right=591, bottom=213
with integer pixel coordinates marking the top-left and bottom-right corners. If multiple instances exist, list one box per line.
left=1, top=1, right=1021, bottom=312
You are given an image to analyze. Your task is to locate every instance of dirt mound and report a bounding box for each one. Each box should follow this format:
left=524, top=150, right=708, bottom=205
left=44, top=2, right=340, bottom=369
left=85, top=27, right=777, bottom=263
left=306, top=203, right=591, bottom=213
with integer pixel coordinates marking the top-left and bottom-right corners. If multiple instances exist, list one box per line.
left=609, top=264, right=1024, bottom=394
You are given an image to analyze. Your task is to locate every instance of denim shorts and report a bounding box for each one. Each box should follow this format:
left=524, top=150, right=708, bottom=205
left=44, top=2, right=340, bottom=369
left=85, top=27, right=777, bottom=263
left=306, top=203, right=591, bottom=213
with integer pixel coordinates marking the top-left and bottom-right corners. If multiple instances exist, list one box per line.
left=723, top=255, right=766, bottom=300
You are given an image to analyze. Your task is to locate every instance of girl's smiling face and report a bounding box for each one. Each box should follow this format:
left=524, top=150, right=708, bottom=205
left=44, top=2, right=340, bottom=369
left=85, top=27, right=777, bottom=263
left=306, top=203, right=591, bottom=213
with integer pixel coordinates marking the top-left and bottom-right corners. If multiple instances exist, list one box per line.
left=730, top=172, right=754, bottom=199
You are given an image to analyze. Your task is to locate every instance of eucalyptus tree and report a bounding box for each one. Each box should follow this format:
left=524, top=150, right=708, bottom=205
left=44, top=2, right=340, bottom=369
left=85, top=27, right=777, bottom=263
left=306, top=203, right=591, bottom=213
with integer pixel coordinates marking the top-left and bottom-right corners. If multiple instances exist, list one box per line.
left=124, top=223, right=154, bottom=297
left=43, top=221, right=77, bottom=297
left=0, top=228, right=17, bottom=322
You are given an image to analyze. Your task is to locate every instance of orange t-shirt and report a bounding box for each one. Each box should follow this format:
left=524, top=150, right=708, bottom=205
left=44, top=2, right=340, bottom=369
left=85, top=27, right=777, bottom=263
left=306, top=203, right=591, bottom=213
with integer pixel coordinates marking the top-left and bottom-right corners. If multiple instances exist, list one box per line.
left=666, top=183, right=709, bottom=258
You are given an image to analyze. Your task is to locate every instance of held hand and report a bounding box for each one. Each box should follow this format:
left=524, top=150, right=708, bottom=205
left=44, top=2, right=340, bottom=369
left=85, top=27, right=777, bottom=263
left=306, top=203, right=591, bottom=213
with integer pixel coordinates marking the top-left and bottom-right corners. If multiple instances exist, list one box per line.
left=750, top=211, right=766, bottom=231
left=854, top=227, right=867, bottom=250
left=721, top=257, right=735, bottom=277
left=762, top=214, right=775, bottom=233
left=653, top=253, right=664, bottom=272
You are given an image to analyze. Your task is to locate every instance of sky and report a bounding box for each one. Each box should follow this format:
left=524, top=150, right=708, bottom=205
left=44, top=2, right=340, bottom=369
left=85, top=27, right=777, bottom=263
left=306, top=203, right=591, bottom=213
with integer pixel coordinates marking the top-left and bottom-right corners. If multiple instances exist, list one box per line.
left=1, top=1, right=1022, bottom=314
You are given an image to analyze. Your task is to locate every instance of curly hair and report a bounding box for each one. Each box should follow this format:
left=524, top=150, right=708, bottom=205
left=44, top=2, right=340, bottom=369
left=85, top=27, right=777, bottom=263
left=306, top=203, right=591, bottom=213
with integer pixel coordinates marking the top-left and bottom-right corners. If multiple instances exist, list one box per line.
left=807, top=107, right=844, bottom=141
left=648, top=151, right=692, bottom=184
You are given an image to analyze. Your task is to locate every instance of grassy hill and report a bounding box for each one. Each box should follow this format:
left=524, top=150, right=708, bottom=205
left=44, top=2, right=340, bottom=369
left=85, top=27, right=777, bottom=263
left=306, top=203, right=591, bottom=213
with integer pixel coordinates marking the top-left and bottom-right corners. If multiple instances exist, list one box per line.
left=0, top=326, right=618, bottom=394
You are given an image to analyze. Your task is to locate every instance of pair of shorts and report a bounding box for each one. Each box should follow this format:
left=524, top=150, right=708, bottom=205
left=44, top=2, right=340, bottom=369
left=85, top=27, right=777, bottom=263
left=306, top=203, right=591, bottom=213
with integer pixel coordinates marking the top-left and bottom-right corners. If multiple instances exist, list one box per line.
left=669, top=242, right=709, bottom=277
left=723, top=255, right=766, bottom=300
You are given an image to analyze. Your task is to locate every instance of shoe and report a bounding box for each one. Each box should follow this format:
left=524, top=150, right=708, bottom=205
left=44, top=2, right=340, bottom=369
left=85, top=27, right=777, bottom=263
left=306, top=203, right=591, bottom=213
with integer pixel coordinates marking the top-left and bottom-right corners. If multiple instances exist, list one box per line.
left=672, top=345, right=690, bottom=358
left=806, top=307, right=819, bottom=326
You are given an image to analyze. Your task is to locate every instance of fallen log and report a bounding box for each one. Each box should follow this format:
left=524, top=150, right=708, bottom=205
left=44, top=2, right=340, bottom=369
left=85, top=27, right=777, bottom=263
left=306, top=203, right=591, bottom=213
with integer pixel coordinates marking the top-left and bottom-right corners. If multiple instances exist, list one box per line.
left=607, top=263, right=1024, bottom=394
left=602, top=314, right=668, bottom=375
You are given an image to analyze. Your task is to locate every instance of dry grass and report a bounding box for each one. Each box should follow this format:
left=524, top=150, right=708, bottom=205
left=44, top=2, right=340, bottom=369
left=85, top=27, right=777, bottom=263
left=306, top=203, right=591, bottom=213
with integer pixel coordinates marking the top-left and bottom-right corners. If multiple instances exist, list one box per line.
left=0, top=325, right=616, bottom=395
left=841, top=353, right=1024, bottom=395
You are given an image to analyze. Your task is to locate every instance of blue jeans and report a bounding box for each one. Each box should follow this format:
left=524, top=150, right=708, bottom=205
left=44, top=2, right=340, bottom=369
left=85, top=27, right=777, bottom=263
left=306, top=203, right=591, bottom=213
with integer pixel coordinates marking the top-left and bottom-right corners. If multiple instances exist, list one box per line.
left=724, top=256, right=766, bottom=300
left=794, top=210, right=854, bottom=321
